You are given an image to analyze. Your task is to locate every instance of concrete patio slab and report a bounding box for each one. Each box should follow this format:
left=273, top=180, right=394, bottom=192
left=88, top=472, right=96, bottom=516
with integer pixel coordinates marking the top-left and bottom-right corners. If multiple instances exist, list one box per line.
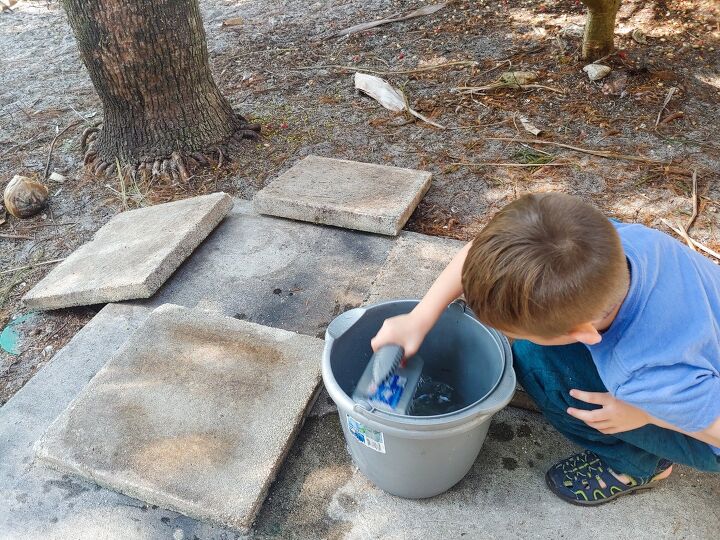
left=34, top=304, right=325, bottom=533
left=254, top=155, right=431, bottom=236
left=364, top=231, right=464, bottom=304
left=23, top=193, right=233, bottom=311
left=135, top=199, right=394, bottom=337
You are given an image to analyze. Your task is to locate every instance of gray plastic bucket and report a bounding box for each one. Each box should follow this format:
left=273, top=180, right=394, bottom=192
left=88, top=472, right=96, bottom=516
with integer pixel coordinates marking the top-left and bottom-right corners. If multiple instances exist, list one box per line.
left=322, top=299, right=516, bottom=498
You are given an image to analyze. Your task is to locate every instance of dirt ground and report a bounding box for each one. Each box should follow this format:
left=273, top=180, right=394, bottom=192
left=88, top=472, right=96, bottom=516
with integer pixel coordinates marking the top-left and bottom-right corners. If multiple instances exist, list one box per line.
left=1, top=0, right=719, bottom=404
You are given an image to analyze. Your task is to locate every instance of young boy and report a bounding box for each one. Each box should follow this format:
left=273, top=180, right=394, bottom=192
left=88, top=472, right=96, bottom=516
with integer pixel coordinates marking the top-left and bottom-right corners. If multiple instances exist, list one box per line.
left=372, top=192, right=720, bottom=505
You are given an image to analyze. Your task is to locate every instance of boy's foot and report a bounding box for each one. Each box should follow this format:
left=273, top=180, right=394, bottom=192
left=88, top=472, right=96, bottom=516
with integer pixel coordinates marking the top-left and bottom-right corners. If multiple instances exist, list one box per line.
left=545, top=450, right=673, bottom=506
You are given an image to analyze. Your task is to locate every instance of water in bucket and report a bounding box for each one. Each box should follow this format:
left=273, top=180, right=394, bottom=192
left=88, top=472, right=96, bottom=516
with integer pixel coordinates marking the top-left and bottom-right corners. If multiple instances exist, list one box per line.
left=410, top=374, right=465, bottom=416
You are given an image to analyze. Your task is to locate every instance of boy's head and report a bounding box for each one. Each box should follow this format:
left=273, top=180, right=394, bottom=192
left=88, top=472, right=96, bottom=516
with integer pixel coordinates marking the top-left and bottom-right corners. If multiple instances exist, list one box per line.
left=462, top=193, right=629, bottom=346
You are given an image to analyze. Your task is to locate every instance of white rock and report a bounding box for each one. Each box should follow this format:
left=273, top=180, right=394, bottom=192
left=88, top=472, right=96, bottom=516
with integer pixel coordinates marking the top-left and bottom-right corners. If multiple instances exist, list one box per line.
left=48, top=172, right=66, bottom=183
left=583, top=64, right=611, bottom=81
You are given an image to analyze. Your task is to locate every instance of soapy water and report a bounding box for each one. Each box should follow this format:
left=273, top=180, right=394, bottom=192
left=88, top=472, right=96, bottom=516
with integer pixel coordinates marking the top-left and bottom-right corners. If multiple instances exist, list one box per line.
left=410, top=375, right=465, bottom=416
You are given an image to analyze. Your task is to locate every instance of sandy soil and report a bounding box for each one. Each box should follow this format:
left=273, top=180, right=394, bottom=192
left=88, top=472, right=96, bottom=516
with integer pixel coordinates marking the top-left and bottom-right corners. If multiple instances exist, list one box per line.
left=1, top=0, right=719, bottom=403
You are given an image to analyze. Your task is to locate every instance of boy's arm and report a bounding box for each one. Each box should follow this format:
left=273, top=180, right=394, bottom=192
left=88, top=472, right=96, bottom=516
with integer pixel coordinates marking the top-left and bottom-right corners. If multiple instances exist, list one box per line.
left=569, top=390, right=720, bottom=448
left=371, top=242, right=472, bottom=356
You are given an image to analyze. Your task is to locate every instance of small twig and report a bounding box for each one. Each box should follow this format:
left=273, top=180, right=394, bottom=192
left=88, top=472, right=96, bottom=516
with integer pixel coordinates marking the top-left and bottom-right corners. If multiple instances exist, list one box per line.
left=659, top=111, right=684, bottom=125
left=0, top=258, right=65, bottom=275
left=19, top=222, right=77, bottom=230
left=655, top=87, right=677, bottom=128
left=485, top=137, right=664, bottom=164
left=43, top=121, right=81, bottom=179
left=456, top=83, right=564, bottom=94
left=686, top=170, right=698, bottom=233
left=661, top=219, right=720, bottom=259
left=0, top=233, right=34, bottom=240
left=453, top=161, right=570, bottom=168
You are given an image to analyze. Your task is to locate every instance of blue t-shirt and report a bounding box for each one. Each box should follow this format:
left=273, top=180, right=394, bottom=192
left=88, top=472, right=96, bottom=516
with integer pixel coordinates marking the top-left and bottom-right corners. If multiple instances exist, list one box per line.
left=588, top=222, right=720, bottom=455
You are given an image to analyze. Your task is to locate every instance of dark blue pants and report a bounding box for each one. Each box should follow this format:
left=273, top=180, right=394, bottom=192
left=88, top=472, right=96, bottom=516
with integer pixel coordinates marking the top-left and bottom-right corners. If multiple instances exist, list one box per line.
left=512, top=340, right=720, bottom=479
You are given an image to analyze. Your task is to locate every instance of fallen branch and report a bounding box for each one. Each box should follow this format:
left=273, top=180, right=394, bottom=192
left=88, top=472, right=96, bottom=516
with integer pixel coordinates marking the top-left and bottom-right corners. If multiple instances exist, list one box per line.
left=326, top=2, right=447, bottom=38
left=485, top=137, right=664, bottom=164
left=456, top=83, right=564, bottom=94
left=294, top=60, right=477, bottom=76
left=661, top=219, right=720, bottom=259
left=686, top=170, right=698, bottom=232
left=0, top=257, right=65, bottom=275
left=44, top=121, right=81, bottom=179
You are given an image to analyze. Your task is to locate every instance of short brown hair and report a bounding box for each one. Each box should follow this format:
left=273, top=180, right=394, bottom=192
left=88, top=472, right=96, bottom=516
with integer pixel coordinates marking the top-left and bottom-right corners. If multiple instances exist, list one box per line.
left=462, top=193, right=628, bottom=337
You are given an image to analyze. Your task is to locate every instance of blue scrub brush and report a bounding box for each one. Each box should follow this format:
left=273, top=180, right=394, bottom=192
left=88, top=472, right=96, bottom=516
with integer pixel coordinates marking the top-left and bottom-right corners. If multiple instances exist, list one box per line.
left=352, top=345, right=424, bottom=414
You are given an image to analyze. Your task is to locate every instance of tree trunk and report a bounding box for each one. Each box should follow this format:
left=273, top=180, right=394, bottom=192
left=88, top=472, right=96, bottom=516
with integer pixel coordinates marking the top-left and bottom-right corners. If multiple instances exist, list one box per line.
left=580, top=0, right=621, bottom=61
left=62, top=0, right=259, bottom=178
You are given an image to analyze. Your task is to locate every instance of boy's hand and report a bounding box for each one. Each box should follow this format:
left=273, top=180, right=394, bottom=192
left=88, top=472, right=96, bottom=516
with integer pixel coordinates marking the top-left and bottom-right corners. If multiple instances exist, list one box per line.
left=371, top=313, right=430, bottom=359
left=567, top=390, right=650, bottom=434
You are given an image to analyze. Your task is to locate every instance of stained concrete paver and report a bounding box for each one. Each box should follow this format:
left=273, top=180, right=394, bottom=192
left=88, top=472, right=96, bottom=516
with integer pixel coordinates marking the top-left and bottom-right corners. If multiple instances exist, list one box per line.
left=136, top=199, right=395, bottom=336
left=23, top=193, right=233, bottom=310
left=34, top=304, right=325, bottom=533
left=254, top=155, right=431, bottom=236
left=364, top=231, right=464, bottom=304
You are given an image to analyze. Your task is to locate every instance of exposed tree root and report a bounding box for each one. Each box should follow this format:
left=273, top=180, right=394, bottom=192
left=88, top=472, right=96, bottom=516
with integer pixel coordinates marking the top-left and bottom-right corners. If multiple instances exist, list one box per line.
left=81, top=118, right=262, bottom=183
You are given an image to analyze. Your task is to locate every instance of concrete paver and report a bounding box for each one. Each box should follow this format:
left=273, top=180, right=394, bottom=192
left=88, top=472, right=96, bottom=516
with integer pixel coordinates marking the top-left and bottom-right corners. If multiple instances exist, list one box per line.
left=23, top=193, right=233, bottom=310
left=364, top=231, right=464, bottom=304
left=135, top=199, right=394, bottom=337
left=34, top=304, right=325, bottom=533
left=254, top=155, right=431, bottom=236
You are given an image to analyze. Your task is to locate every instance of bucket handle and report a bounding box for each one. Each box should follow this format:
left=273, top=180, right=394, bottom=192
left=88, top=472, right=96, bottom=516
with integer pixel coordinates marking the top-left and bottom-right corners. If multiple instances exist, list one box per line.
left=325, top=306, right=367, bottom=341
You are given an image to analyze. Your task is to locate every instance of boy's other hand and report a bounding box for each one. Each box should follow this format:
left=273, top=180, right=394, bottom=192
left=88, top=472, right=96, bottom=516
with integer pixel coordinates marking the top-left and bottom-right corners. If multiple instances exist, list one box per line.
left=567, top=390, right=651, bottom=435
left=371, top=313, right=429, bottom=359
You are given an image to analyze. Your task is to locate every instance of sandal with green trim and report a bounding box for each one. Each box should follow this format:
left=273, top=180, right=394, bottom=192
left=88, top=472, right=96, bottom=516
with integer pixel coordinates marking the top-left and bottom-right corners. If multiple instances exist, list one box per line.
left=545, top=450, right=672, bottom=506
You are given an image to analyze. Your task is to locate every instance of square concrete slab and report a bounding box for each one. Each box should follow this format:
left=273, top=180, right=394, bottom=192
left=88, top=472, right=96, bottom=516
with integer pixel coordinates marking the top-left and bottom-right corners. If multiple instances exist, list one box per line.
left=253, top=155, right=431, bottom=236
left=35, top=304, right=325, bottom=533
left=364, top=231, right=464, bottom=304
left=23, top=193, right=233, bottom=311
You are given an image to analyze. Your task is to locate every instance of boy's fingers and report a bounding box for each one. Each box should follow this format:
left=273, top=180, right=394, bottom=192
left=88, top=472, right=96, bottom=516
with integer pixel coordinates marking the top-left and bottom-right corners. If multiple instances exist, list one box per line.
left=567, top=407, right=605, bottom=424
left=570, top=389, right=610, bottom=405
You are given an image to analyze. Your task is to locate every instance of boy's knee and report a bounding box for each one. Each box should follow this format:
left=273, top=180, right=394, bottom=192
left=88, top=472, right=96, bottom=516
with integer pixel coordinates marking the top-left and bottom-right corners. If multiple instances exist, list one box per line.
left=512, top=339, right=552, bottom=377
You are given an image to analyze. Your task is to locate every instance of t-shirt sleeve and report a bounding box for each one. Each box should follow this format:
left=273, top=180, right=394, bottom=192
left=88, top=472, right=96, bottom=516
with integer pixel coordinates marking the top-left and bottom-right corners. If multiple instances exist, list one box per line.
left=615, top=363, right=720, bottom=433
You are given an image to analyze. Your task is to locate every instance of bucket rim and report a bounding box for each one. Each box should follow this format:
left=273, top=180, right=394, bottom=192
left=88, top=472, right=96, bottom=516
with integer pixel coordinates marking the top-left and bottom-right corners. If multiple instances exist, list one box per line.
left=322, top=299, right=514, bottom=428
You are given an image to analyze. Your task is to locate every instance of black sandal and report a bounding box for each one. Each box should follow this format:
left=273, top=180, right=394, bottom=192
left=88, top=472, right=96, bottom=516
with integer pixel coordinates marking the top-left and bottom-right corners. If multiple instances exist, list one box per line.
left=545, top=450, right=672, bottom=506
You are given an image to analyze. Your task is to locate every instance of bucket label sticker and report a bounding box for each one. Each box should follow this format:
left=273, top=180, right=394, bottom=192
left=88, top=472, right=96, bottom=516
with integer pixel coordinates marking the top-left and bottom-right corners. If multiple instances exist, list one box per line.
left=346, top=415, right=385, bottom=453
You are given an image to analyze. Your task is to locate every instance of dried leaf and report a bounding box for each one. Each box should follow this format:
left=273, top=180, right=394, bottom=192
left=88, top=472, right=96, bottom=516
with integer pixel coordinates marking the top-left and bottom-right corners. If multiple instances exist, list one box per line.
left=222, top=17, right=243, bottom=27
left=500, top=71, right=537, bottom=86
left=517, top=115, right=542, bottom=136
left=354, top=73, right=406, bottom=112
left=330, top=2, right=447, bottom=38
left=354, top=73, right=446, bottom=129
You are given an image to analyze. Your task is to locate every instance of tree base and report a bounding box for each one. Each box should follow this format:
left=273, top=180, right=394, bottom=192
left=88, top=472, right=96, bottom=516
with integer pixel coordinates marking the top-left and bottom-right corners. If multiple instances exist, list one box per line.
left=81, top=114, right=261, bottom=182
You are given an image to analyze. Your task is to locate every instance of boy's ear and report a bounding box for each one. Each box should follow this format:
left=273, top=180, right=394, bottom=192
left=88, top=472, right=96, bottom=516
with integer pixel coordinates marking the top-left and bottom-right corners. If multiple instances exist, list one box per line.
left=568, top=323, right=602, bottom=345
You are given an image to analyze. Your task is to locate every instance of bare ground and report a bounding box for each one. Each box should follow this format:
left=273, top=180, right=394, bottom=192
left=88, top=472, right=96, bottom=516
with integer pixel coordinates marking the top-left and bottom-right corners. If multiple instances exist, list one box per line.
left=1, top=0, right=719, bottom=404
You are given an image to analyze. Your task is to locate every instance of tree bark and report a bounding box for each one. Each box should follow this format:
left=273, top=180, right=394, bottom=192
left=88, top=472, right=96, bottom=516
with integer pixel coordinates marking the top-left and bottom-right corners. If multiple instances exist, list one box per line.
left=61, top=0, right=259, bottom=177
left=580, top=0, right=621, bottom=61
